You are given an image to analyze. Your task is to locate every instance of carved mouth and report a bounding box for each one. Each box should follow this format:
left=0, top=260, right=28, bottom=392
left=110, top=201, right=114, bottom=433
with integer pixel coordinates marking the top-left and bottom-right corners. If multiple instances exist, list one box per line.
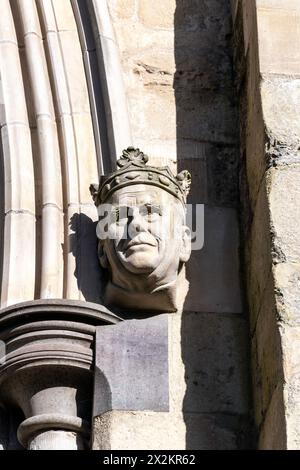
left=126, top=237, right=157, bottom=250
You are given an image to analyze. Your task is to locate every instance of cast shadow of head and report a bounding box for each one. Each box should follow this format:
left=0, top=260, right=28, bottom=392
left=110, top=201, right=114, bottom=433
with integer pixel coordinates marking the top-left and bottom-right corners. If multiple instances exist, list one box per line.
left=69, top=213, right=106, bottom=304
left=174, top=0, right=252, bottom=450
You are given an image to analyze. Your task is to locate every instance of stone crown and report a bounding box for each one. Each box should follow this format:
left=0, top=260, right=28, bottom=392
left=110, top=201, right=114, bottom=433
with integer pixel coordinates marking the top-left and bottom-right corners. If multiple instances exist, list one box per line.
left=90, top=147, right=191, bottom=205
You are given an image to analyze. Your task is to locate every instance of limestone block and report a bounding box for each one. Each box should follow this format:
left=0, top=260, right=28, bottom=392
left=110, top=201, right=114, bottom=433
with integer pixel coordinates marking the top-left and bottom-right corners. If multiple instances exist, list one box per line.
left=93, top=410, right=244, bottom=450
left=127, top=87, right=176, bottom=143
left=246, top=180, right=272, bottom=326
left=132, top=140, right=177, bottom=173
left=51, top=0, right=77, bottom=31
left=279, top=327, right=300, bottom=448
left=1, top=212, right=36, bottom=307
left=0, top=0, right=17, bottom=45
left=138, top=0, right=175, bottom=29
left=268, top=166, right=300, bottom=264
left=107, top=0, right=136, bottom=20
left=257, top=8, right=300, bottom=75
left=184, top=206, right=242, bottom=313
left=0, top=42, right=29, bottom=126
left=17, top=0, right=43, bottom=38
left=93, top=316, right=169, bottom=417
left=129, top=49, right=175, bottom=77
left=176, top=90, right=238, bottom=145
left=127, top=52, right=175, bottom=89
left=44, top=32, right=72, bottom=116
left=174, top=46, right=233, bottom=92
left=245, top=87, right=266, bottom=209
left=112, top=21, right=174, bottom=55
left=274, top=263, right=300, bottom=326
left=58, top=31, right=90, bottom=114
left=36, top=117, right=63, bottom=208
left=57, top=114, right=79, bottom=204
left=94, top=34, right=132, bottom=157
left=1, top=123, right=35, bottom=214
left=37, top=0, right=57, bottom=34
left=170, top=312, right=249, bottom=415
left=23, top=33, right=56, bottom=120
left=179, top=144, right=239, bottom=208
left=257, top=0, right=300, bottom=9
left=251, top=276, right=283, bottom=426
left=174, top=0, right=232, bottom=51
left=261, top=78, right=300, bottom=152
left=40, top=204, right=64, bottom=299
left=258, top=383, right=286, bottom=449
left=73, top=113, right=98, bottom=204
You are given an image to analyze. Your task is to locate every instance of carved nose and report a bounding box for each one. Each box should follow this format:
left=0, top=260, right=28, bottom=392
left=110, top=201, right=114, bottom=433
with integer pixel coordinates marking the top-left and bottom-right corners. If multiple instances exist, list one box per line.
left=128, top=209, right=147, bottom=235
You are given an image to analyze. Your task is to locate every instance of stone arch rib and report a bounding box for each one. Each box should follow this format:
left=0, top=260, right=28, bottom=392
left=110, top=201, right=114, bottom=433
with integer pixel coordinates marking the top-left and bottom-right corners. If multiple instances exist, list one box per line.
left=0, top=0, right=36, bottom=307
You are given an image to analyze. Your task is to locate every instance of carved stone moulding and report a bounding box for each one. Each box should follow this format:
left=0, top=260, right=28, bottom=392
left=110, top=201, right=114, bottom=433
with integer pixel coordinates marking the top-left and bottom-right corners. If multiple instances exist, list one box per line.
left=0, top=300, right=121, bottom=450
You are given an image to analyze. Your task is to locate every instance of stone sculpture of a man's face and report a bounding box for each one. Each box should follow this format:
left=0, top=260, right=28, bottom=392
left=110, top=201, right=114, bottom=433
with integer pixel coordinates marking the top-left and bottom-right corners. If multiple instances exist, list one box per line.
left=99, top=184, right=191, bottom=281
left=90, top=147, right=191, bottom=313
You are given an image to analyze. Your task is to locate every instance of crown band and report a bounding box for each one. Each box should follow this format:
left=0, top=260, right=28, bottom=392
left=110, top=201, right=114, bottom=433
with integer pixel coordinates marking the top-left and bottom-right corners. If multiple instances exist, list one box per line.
left=90, top=147, right=191, bottom=206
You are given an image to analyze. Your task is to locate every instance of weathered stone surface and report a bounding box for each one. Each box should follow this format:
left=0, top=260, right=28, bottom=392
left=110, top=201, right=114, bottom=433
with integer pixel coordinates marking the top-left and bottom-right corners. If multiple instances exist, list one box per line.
left=178, top=312, right=249, bottom=415
left=268, top=167, right=300, bottom=264
left=244, top=87, right=266, bottom=210
left=93, top=316, right=169, bottom=416
left=274, top=263, right=300, bottom=326
left=127, top=87, right=176, bottom=142
left=246, top=179, right=272, bottom=328
left=107, top=0, right=135, bottom=20
left=251, top=275, right=284, bottom=426
left=257, top=7, right=300, bottom=75
left=93, top=410, right=247, bottom=450
left=262, top=78, right=300, bottom=152
left=280, top=334, right=300, bottom=449
left=184, top=206, right=242, bottom=313
left=258, top=382, right=286, bottom=449
left=138, top=0, right=175, bottom=29
left=234, top=0, right=300, bottom=450
left=257, top=0, right=300, bottom=9
left=176, top=91, right=238, bottom=145
left=178, top=144, right=239, bottom=208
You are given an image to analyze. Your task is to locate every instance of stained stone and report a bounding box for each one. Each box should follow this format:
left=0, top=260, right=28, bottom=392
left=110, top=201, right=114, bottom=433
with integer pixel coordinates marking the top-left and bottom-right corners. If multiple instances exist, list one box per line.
left=93, top=315, right=169, bottom=416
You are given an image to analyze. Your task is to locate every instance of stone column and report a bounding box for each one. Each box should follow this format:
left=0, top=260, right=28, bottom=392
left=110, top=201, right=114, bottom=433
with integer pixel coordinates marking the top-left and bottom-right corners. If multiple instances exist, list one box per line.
left=0, top=300, right=120, bottom=450
left=231, top=0, right=300, bottom=449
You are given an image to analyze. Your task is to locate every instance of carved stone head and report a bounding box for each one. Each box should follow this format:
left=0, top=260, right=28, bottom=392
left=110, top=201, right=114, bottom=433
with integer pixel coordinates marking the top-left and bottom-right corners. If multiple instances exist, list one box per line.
left=90, top=147, right=191, bottom=313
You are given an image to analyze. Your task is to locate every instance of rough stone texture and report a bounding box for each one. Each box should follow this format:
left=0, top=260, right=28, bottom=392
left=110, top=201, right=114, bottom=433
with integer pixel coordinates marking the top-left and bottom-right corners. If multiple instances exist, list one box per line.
left=232, top=0, right=300, bottom=450
left=0, top=0, right=252, bottom=450
left=93, top=316, right=169, bottom=416
left=90, top=0, right=252, bottom=450
left=185, top=206, right=242, bottom=313
left=179, top=312, right=249, bottom=415
left=93, top=410, right=247, bottom=450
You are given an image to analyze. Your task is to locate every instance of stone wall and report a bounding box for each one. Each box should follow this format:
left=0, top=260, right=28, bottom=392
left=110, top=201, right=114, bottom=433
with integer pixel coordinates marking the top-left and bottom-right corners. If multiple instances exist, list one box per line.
left=92, top=0, right=251, bottom=450
left=0, top=0, right=252, bottom=450
left=231, top=0, right=300, bottom=449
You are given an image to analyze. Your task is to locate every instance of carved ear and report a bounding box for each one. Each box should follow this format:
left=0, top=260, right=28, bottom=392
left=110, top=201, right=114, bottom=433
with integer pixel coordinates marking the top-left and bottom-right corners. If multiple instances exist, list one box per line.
left=98, top=242, right=109, bottom=269
left=179, top=226, right=191, bottom=263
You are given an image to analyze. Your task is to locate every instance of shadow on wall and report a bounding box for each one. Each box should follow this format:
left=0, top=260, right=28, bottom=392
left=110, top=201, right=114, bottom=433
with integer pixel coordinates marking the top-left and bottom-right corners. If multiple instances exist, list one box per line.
left=69, top=213, right=104, bottom=303
left=174, top=0, right=252, bottom=449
